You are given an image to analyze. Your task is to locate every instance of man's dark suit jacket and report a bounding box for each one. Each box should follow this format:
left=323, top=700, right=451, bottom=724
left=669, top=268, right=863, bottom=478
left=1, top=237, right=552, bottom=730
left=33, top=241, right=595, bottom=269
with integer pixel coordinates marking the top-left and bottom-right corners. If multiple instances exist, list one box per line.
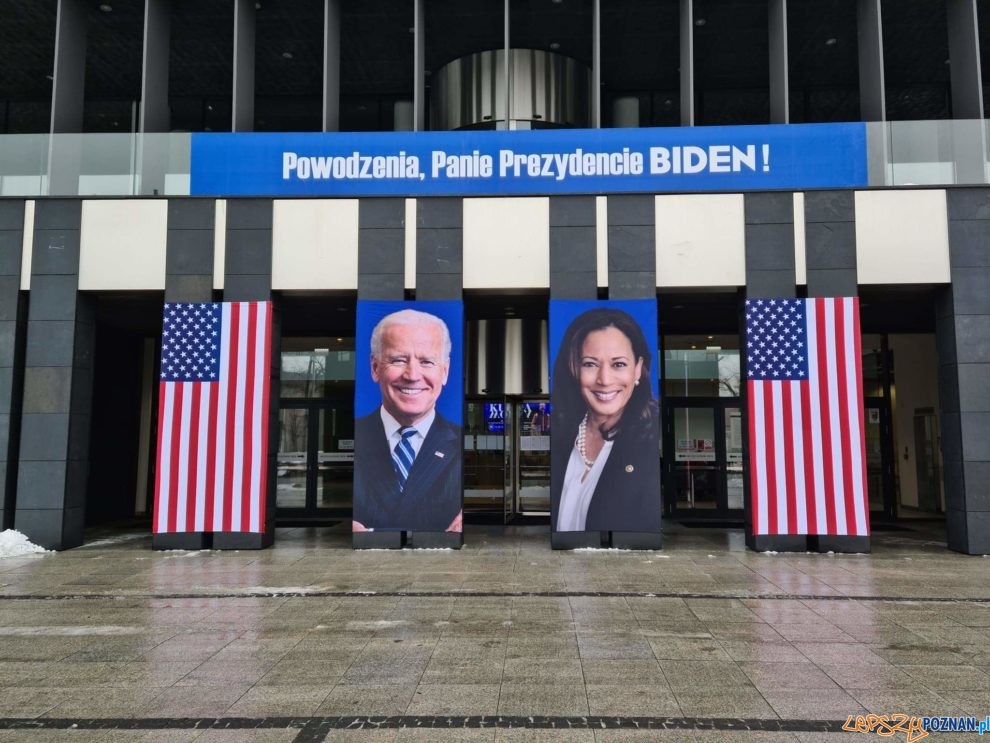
left=550, top=411, right=661, bottom=533
left=353, top=408, right=462, bottom=531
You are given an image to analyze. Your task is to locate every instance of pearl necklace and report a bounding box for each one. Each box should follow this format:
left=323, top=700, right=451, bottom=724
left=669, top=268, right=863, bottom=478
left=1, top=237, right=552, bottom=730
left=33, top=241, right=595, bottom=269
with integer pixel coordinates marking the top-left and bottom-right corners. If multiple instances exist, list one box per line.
left=576, top=414, right=595, bottom=469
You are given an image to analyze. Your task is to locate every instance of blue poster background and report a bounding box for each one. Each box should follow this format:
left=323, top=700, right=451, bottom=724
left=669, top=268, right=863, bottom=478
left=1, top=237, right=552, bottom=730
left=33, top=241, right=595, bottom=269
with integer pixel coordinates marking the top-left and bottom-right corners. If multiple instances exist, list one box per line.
left=355, top=300, right=463, bottom=425
left=548, top=298, right=661, bottom=534
left=549, top=299, right=659, bottom=399
left=190, top=123, right=867, bottom=197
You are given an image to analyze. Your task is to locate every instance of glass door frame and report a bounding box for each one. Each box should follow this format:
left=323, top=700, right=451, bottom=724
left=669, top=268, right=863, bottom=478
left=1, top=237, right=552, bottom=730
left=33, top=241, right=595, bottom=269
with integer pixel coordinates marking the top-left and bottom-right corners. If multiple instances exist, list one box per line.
left=511, top=394, right=551, bottom=517
left=463, top=395, right=552, bottom=522
left=464, top=395, right=512, bottom=522
left=275, top=398, right=353, bottom=519
left=662, top=396, right=744, bottom=520
left=864, top=395, right=896, bottom=522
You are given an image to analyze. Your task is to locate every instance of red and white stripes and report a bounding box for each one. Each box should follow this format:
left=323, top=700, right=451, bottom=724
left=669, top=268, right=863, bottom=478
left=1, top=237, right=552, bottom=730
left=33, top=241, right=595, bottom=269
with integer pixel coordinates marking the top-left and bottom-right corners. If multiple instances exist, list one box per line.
left=748, top=297, right=869, bottom=537
left=154, top=302, right=272, bottom=534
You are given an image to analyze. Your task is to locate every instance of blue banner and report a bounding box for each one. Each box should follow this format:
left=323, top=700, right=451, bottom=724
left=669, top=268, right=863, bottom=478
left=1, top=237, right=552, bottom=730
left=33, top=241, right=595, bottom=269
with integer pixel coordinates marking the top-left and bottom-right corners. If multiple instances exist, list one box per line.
left=190, top=123, right=867, bottom=197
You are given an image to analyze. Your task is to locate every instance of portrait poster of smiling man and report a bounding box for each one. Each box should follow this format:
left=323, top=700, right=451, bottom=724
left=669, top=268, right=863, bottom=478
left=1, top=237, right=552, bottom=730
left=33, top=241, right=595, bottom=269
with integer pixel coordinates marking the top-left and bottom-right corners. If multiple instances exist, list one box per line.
left=353, top=300, right=464, bottom=535
left=549, top=299, right=660, bottom=535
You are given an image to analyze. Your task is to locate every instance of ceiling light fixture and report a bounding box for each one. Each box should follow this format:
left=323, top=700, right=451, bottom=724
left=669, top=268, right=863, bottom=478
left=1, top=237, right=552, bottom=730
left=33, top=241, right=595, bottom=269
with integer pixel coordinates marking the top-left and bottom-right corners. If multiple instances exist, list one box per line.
left=99, top=3, right=112, bottom=11
left=694, top=17, right=706, bottom=26
left=825, top=37, right=837, bottom=46
left=549, top=42, right=560, bottom=50
left=282, top=51, right=294, bottom=59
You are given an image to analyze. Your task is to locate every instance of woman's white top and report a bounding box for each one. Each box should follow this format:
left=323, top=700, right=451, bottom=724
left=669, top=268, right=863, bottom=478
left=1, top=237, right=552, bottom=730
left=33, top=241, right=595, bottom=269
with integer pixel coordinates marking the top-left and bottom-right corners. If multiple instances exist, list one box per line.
left=556, top=439, right=614, bottom=531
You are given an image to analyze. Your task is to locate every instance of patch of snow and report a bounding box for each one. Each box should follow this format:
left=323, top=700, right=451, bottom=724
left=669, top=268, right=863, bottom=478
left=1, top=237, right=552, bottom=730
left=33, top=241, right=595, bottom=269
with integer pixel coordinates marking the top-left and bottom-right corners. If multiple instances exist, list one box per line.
left=0, top=530, right=49, bottom=558
left=78, top=533, right=146, bottom=549
left=344, top=620, right=410, bottom=630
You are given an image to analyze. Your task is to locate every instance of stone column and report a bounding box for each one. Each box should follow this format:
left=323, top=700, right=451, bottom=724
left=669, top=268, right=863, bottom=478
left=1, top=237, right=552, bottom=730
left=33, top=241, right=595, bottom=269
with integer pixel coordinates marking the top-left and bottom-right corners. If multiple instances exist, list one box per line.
left=549, top=195, right=599, bottom=550
left=803, top=191, right=869, bottom=553
left=412, top=197, right=463, bottom=548
left=0, top=202, right=27, bottom=531
left=939, top=188, right=990, bottom=555
left=15, top=200, right=94, bottom=550
left=743, top=192, right=804, bottom=552
left=354, top=198, right=406, bottom=549
left=215, top=198, right=278, bottom=550
left=151, top=199, right=216, bottom=551
left=606, top=194, right=661, bottom=550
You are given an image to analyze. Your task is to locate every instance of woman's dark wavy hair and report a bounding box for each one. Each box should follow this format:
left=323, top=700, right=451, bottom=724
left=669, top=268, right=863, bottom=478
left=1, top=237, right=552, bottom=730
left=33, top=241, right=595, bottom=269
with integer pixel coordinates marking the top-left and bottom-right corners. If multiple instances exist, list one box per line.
left=551, top=308, right=657, bottom=442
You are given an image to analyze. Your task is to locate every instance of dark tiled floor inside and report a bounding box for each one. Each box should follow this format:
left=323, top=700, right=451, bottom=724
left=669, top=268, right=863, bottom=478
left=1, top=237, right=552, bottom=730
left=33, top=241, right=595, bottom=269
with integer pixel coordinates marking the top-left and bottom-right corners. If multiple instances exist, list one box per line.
left=0, top=521, right=986, bottom=741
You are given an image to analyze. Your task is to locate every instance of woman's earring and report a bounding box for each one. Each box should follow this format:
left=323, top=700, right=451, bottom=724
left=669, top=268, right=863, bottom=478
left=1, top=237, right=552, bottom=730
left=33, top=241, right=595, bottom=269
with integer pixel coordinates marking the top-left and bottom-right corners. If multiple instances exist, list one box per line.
left=634, top=379, right=640, bottom=386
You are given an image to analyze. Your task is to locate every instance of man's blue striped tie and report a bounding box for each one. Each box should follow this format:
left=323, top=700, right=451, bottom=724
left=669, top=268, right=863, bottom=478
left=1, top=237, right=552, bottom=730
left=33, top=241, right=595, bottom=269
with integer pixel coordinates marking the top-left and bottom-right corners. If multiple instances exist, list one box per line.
left=392, top=427, right=417, bottom=491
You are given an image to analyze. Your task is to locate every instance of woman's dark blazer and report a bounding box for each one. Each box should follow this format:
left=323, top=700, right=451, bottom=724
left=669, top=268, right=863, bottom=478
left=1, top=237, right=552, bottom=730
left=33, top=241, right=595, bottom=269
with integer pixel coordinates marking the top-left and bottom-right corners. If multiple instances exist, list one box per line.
left=550, top=407, right=661, bottom=533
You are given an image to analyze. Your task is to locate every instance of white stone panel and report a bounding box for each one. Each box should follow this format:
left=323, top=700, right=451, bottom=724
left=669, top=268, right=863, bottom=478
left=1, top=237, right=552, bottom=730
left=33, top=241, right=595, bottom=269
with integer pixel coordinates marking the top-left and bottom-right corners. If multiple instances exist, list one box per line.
left=855, top=190, right=950, bottom=284
left=79, top=200, right=167, bottom=290
left=20, top=201, right=34, bottom=291
left=656, top=194, right=746, bottom=287
left=463, top=197, right=549, bottom=288
left=271, top=199, right=359, bottom=290
left=794, top=192, right=807, bottom=285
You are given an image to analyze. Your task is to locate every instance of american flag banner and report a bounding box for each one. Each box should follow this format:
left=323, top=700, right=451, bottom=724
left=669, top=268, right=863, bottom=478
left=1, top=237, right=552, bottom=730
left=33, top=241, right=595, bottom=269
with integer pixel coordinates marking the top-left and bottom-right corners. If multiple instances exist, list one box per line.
left=154, top=302, right=273, bottom=534
left=745, top=297, right=869, bottom=537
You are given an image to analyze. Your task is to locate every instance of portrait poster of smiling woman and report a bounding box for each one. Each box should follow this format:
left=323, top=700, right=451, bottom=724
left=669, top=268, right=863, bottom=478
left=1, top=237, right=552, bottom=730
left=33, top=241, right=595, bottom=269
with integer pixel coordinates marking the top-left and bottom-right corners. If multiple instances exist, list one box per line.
left=353, top=300, right=464, bottom=534
left=549, top=299, right=660, bottom=534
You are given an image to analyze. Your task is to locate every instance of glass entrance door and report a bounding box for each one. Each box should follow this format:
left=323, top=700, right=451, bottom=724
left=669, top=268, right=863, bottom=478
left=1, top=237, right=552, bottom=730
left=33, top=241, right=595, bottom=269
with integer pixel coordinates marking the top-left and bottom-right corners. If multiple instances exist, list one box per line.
left=515, top=398, right=551, bottom=514
left=464, top=396, right=551, bottom=521
left=663, top=398, right=744, bottom=518
left=464, top=398, right=509, bottom=518
left=276, top=399, right=354, bottom=517
left=864, top=396, right=895, bottom=520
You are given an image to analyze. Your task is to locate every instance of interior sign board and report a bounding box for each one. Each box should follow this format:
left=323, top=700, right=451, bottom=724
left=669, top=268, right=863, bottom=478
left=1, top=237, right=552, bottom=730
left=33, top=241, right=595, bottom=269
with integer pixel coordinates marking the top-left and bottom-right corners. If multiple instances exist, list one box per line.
left=190, top=123, right=867, bottom=197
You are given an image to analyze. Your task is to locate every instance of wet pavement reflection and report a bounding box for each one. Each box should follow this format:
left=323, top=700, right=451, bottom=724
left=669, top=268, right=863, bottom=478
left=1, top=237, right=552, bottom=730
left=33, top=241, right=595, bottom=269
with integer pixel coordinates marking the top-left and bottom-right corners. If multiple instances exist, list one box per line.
left=0, top=521, right=987, bottom=741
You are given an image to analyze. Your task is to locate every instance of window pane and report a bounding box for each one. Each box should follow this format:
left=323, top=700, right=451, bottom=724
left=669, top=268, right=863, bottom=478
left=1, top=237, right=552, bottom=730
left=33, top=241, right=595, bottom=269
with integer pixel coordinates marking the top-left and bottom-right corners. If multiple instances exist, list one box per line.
left=281, top=337, right=355, bottom=398
left=664, top=335, right=740, bottom=397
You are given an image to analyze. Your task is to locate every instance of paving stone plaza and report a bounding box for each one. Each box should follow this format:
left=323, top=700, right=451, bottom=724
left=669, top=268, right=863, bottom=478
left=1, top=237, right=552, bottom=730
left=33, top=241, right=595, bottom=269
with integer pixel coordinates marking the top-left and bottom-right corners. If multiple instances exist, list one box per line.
left=0, top=523, right=987, bottom=741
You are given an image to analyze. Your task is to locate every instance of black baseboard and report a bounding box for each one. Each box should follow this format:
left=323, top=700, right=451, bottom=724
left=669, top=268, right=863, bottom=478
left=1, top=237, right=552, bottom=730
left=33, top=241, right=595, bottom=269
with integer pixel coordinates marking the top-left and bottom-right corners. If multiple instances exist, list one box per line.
left=212, top=531, right=274, bottom=550
left=408, top=531, right=462, bottom=549
left=809, top=535, right=870, bottom=553
left=353, top=531, right=405, bottom=549
left=610, top=531, right=662, bottom=549
left=747, top=534, right=808, bottom=552
left=551, top=531, right=606, bottom=549
left=151, top=533, right=210, bottom=550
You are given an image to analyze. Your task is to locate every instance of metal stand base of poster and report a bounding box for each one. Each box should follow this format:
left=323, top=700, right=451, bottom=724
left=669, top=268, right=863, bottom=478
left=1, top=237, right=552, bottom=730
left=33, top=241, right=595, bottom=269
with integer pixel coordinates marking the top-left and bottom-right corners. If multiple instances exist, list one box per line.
left=747, top=534, right=808, bottom=553
left=809, top=535, right=871, bottom=554
left=213, top=531, right=274, bottom=550
left=407, top=531, right=463, bottom=549
left=551, top=532, right=605, bottom=550
left=353, top=532, right=405, bottom=549
left=610, top=531, right=662, bottom=550
left=152, top=533, right=210, bottom=550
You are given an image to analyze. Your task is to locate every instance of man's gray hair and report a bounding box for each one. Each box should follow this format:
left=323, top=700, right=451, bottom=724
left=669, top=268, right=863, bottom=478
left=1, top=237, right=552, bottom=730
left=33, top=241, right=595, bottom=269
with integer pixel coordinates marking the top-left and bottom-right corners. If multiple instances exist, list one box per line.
left=370, top=309, right=452, bottom=363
